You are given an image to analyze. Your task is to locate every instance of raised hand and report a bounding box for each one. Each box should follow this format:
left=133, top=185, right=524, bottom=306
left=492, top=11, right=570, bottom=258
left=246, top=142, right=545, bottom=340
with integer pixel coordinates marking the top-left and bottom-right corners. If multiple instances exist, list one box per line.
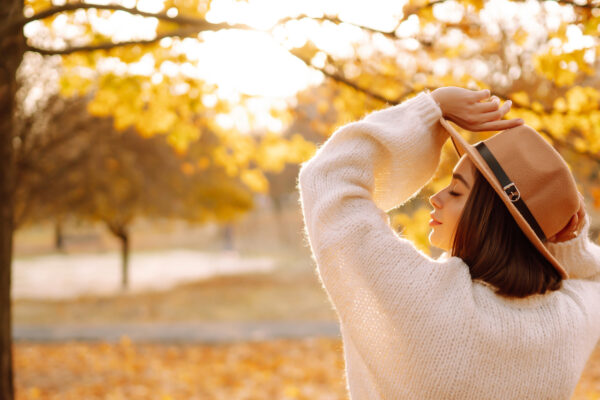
left=431, top=86, right=524, bottom=132
left=547, top=192, right=587, bottom=243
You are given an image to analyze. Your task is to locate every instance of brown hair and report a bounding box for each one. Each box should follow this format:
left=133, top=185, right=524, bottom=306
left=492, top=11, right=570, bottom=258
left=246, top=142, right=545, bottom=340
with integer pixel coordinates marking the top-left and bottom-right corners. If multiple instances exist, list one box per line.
left=450, top=166, right=562, bottom=298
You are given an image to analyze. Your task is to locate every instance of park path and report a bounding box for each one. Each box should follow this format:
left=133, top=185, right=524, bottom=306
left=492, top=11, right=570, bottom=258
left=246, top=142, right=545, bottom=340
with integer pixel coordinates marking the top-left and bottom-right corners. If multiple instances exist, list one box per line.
left=12, top=249, right=275, bottom=300
left=13, top=321, right=341, bottom=343
left=12, top=249, right=339, bottom=343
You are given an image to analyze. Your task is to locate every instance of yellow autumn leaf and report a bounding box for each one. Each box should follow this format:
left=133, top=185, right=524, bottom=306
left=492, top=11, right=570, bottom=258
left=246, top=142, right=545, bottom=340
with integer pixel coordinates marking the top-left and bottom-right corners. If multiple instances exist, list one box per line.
left=287, top=134, right=317, bottom=164
left=429, top=173, right=452, bottom=194
left=59, top=75, right=94, bottom=98
left=167, top=121, right=200, bottom=152
left=197, top=157, right=210, bottom=170
left=25, top=0, right=52, bottom=13
left=582, top=16, right=600, bottom=36
left=283, top=384, right=301, bottom=398
left=553, top=97, right=568, bottom=113
left=565, top=86, right=600, bottom=113
left=255, top=135, right=289, bottom=173
left=113, top=103, right=138, bottom=131
left=240, top=168, right=269, bottom=193
left=592, top=187, right=600, bottom=209
left=391, top=207, right=433, bottom=254
left=531, top=101, right=545, bottom=113
left=512, top=28, right=528, bottom=46
left=511, top=91, right=529, bottom=107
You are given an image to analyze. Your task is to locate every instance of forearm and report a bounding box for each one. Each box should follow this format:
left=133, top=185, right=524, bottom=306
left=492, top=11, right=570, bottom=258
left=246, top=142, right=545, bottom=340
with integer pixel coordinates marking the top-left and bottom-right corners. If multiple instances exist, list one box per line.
left=299, top=91, right=446, bottom=216
left=547, top=214, right=600, bottom=281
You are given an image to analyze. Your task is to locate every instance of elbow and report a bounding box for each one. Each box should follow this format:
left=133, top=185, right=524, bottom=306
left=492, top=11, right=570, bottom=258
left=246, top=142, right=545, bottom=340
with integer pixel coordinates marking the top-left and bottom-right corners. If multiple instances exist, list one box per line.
left=298, top=159, right=317, bottom=193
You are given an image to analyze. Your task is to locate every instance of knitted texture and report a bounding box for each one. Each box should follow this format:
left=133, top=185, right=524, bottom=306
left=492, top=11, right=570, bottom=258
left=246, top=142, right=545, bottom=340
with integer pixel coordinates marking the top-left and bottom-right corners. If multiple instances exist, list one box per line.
left=298, top=91, right=600, bottom=400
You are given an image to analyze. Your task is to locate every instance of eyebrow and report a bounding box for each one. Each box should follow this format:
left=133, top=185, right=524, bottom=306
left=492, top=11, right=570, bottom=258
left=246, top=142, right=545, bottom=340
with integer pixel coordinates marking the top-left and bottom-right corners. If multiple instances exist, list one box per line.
left=452, top=173, right=471, bottom=189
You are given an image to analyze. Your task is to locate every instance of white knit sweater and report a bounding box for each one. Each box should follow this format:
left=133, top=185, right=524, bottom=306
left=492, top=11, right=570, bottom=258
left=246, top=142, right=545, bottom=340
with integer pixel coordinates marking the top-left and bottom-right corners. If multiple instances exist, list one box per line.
left=298, top=91, right=600, bottom=400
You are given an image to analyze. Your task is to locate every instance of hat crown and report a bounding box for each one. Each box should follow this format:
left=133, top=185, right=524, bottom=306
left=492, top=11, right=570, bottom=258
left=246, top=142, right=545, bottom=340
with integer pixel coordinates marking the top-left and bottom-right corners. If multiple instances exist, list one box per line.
left=483, top=125, right=579, bottom=239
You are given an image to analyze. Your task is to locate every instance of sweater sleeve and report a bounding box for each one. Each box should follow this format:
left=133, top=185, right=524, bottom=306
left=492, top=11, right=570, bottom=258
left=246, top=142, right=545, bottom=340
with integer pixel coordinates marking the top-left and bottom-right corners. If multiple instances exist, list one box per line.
left=546, top=214, right=600, bottom=281
left=298, top=91, right=473, bottom=337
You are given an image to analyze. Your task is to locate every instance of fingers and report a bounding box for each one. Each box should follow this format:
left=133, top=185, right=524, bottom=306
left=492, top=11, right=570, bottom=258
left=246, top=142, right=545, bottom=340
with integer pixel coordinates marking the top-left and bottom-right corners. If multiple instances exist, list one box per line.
left=578, top=203, right=586, bottom=220
left=466, top=98, right=523, bottom=131
left=473, top=96, right=501, bottom=113
left=549, top=214, right=578, bottom=243
left=566, top=213, right=578, bottom=232
left=469, top=118, right=525, bottom=132
left=477, top=100, right=511, bottom=122
left=472, top=89, right=491, bottom=101
left=449, top=89, right=524, bottom=132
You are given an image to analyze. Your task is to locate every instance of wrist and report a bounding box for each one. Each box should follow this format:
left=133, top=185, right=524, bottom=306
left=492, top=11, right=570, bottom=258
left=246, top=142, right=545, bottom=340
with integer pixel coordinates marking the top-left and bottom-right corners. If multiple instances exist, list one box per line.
left=428, top=88, right=444, bottom=116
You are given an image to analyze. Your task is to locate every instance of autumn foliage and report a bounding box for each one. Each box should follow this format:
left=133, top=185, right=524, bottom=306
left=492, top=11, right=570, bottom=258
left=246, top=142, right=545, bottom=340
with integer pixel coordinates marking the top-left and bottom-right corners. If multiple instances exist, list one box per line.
left=15, top=337, right=347, bottom=400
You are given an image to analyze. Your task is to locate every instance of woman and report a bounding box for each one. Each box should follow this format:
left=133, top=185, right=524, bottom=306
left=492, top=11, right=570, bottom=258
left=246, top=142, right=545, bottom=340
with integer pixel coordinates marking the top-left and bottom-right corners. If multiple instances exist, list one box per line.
left=298, top=86, right=600, bottom=399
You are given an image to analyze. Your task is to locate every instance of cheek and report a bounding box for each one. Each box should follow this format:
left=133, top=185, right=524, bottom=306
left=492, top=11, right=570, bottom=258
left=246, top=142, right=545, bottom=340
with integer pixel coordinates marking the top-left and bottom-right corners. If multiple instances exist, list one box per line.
left=447, top=199, right=467, bottom=226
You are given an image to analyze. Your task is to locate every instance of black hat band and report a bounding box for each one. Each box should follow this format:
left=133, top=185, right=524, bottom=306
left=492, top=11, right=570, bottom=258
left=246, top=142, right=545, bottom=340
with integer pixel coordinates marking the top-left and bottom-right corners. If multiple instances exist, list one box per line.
left=475, top=142, right=547, bottom=241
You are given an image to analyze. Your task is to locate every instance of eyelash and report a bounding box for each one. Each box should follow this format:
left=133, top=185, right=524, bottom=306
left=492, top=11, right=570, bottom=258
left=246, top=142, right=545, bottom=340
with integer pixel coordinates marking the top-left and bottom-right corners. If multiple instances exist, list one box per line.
left=449, top=191, right=460, bottom=196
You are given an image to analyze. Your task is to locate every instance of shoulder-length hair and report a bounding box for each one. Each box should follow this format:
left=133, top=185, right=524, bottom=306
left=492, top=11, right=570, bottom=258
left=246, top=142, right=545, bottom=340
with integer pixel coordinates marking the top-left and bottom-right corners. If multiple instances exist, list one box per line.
left=450, top=166, right=562, bottom=298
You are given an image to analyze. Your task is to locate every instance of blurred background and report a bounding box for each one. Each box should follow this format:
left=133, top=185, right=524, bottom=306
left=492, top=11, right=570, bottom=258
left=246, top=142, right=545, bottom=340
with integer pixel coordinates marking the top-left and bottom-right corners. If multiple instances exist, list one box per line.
left=2, top=0, right=600, bottom=398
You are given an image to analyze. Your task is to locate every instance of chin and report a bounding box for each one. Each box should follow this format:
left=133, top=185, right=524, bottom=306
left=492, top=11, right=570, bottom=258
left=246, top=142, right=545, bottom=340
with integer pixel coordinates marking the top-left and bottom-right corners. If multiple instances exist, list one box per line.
left=429, top=232, right=450, bottom=252
left=428, top=232, right=440, bottom=248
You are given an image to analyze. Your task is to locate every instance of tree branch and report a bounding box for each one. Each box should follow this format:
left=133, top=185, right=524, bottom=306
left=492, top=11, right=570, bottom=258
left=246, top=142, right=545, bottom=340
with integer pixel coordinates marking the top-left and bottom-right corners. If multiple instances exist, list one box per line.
left=26, top=25, right=228, bottom=55
left=278, top=14, right=402, bottom=41
left=289, top=49, right=398, bottom=104
left=5, top=2, right=253, bottom=37
left=403, top=0, right=599, bottom=19
left=291, top=49, right=600, bottom=163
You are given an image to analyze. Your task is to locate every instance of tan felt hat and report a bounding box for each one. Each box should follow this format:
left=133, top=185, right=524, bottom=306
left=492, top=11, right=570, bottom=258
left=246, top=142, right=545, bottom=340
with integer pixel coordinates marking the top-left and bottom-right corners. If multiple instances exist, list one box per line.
left=439, top=117, right=580, bottom=280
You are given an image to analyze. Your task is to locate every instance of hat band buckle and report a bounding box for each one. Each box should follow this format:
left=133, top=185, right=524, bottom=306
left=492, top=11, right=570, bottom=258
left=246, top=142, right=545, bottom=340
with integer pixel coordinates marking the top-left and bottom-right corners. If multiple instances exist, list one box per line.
left=503, top=183, right=521, bottom=202
left=474, top=142, right=547, bottom=241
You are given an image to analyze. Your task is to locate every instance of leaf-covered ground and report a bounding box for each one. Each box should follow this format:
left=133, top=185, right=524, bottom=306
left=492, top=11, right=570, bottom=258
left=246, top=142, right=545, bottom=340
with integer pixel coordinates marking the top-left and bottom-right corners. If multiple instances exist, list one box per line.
left=14, top=336, right=600, bottom=400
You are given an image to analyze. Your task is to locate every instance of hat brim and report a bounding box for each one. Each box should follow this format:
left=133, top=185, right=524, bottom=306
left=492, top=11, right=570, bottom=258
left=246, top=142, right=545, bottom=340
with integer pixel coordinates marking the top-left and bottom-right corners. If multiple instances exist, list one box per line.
left=438, top=117, right=569, bottom=280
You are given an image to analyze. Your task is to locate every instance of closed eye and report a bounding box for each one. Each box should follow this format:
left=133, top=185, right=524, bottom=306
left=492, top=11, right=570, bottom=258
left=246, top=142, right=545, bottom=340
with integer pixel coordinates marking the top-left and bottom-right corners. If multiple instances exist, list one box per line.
left=449, top=191, right=460, bottom=196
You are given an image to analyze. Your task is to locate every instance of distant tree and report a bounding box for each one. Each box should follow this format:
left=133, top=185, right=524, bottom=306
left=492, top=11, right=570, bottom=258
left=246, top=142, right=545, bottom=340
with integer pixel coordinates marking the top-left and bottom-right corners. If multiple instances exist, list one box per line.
left=16, top=93, right=254, bottom=289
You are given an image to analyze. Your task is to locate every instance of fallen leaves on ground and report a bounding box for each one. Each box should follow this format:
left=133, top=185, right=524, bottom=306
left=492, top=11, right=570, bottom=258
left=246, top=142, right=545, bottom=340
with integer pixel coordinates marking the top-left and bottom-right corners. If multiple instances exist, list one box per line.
left=14, top=337, right=600, bottom=399
left=15, top=336, right=348, bottom=400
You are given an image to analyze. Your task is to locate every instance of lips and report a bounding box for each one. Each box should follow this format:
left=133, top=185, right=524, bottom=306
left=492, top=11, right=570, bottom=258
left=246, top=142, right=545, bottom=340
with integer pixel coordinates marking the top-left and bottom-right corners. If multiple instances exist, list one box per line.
left=429, top=213, right=442, bottom=224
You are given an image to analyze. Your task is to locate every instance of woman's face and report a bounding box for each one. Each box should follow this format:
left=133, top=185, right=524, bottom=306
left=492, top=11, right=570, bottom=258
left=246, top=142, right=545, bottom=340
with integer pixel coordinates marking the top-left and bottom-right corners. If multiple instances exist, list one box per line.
left=428, top=155, right=475, bottom=251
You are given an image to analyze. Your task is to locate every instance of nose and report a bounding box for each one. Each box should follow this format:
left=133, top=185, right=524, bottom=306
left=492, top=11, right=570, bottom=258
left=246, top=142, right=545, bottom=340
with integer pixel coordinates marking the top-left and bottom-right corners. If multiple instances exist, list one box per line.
left=429, top=193, right=442, bottom=209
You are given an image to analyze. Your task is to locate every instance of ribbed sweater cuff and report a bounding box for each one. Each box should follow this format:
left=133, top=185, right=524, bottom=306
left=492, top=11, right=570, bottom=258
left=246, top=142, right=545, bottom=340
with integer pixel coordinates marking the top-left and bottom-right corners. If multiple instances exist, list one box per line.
left=410, top=91, right=444, bottom=127
left=408, top=91, right=446, bottom=148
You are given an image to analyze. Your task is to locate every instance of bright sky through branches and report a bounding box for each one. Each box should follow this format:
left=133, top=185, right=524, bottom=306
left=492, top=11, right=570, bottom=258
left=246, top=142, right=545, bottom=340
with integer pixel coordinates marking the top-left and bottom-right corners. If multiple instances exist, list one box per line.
left=49, top=0, right=408, bottom=99
left=23, top=0, right=597, bottom=134
left=46, top=0, right=593, bottom=98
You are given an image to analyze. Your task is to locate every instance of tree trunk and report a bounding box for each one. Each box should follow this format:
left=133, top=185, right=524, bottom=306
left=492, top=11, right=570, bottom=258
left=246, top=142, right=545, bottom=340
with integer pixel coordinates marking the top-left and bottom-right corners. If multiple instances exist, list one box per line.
left=222, top=223, right=234, bottom=251
left=119, top=230, right=130, bottom=290
left=106, top=222, right=131, bottom=291
left=0, top=1, right=25, bottom=398
left=54, top=216, right=65, bottom=251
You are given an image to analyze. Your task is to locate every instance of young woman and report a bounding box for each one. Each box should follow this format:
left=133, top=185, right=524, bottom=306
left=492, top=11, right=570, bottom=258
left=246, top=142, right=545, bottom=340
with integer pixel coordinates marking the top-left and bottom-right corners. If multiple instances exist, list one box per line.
left=298, top=86, right=600, bottom=399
